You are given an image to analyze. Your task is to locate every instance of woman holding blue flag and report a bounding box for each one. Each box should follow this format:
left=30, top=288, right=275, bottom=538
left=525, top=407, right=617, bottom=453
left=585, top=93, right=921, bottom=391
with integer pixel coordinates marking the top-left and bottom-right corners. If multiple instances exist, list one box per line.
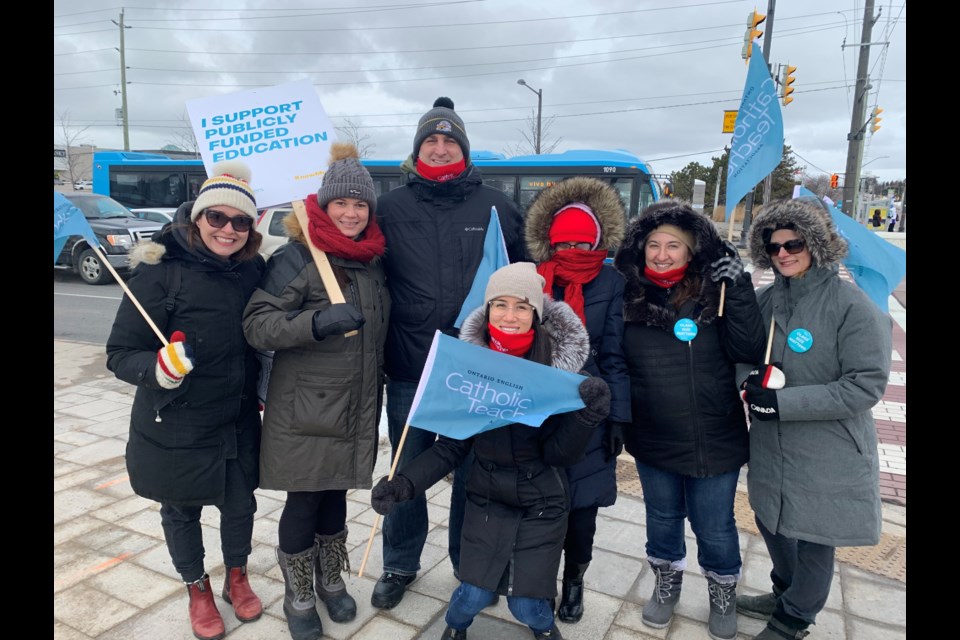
left=737, top=199, right=891, bottom=640
left=524, top=176, right=630, bottom=624
left=370, top=262, right=610, bottom=640
left=613, top=199, right=766, bottom=640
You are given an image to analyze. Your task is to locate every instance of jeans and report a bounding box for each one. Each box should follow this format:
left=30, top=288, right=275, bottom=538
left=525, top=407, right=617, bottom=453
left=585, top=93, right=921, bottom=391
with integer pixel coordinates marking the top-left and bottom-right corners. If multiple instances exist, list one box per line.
left=383, top=378, right=467, bottom=576
left=445, top=582, right=555, bottom=634
left=635, top=461, right=741, bottom=577
left=756, top=515, right=836, bottom=624
left=160, top=458, right=257, bottom=582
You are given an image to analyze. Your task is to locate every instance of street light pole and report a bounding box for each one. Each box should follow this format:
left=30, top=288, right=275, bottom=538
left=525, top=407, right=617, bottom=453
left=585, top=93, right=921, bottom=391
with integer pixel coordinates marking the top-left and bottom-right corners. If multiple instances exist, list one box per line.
left=517, top=79, right=542, bottom=154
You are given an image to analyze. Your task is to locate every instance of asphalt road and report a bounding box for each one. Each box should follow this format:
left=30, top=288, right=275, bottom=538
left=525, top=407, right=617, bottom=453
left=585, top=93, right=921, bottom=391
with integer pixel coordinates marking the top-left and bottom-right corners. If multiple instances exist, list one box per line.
left=53, top=270, right=125, bottom=344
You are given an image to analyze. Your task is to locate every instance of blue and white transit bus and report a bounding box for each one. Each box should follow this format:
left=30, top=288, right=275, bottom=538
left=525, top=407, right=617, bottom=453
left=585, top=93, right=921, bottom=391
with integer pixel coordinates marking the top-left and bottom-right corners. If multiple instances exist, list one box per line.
left=94, top=149, right=659, bottom=217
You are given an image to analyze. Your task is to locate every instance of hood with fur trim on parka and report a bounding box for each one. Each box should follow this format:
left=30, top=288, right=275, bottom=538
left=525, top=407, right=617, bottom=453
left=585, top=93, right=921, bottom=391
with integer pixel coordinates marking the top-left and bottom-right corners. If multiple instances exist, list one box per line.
left=524, top=176, right=626, bottom=263
left=747, top=198, right=849, bottom=271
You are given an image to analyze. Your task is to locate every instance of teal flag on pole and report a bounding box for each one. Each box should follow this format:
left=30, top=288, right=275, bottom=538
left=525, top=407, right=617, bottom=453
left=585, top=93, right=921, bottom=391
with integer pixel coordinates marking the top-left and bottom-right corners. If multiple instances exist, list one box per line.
left=453, top=207, right=509, bottom=329
left=54, top=192, right=100, bottom=264
left=725, top=42, right=784, bottom=220
left=407, top=331, right=587, bottom=439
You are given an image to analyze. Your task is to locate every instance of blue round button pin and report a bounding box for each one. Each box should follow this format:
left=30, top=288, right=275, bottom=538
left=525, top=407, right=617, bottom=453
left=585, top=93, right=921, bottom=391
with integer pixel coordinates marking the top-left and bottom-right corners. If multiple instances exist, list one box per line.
left=674, top=318, right=698, bottom=342
left=787, top=328, right=813, bottom=352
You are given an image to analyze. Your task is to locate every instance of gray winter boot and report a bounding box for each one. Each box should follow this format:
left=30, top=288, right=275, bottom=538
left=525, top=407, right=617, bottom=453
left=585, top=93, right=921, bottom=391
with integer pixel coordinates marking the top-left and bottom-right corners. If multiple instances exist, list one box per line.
left=706, top=574, right=738, bottom=640
left=314, top=529, right=358, bottom=623
left=736, top=585, right=784, bottom=620
left=642, top=559, right=683, bottom=628
left=277, top=547, right=323, bottom=640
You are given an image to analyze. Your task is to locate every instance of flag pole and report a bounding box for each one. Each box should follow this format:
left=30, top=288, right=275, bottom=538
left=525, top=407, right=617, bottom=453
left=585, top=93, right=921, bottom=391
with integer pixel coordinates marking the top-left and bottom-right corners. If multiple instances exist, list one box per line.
left=358, top=421, right=412, bottom=578
left=95, top=243, right=169, bottom=346
left=718, top=218, right=736, bottom=317
left=763, top=314, right=776, bottom=364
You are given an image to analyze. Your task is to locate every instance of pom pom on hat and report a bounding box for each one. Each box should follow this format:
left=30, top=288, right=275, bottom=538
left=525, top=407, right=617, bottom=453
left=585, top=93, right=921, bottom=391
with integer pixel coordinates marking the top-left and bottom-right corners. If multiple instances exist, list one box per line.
left=317, top=142, right=377, bottom=214
left=483, top=262, right=545, bottom=320
left=413, top=96, right=470, bottom=161
left=549, top=204, right=602, bottom=249
left=190, top=160, right=257, bottom=222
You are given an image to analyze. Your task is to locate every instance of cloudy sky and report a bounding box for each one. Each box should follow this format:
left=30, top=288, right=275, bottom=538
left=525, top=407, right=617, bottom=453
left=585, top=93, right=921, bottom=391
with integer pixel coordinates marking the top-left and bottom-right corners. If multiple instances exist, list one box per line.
left=54, top=0, right=906, bottom=183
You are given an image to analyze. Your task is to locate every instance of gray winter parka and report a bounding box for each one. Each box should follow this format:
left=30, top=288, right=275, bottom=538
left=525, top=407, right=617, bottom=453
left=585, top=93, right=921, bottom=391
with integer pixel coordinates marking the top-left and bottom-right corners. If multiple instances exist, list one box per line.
left=242, top=212, right=390, bottom=491
left=745, top=199, right=892, bottom=547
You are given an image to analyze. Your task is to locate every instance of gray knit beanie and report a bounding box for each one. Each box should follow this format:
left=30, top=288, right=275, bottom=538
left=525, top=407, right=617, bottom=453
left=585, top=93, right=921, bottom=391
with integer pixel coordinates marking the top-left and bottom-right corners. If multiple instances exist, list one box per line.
left=317, top=142, right=377, bottom=214
left=413, top=97, right=470, bottom=161
left=484, top=262, right=545, bottom=319
left=190, top=160, right=257, bottom=221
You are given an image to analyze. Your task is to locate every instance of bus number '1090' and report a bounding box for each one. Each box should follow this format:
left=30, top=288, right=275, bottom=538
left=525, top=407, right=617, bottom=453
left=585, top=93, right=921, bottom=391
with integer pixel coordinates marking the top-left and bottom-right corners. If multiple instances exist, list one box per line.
left=603, top=166, right=617, bottom=173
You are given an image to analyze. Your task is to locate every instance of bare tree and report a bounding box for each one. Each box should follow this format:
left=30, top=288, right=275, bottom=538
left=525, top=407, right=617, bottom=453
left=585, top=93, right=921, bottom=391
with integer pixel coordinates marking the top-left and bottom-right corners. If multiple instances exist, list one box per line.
left=56, top=110, right=92, bottom=182
left=167, top=110, right=200, bottom=156
left=503, top=110, right=563, bottom=156
left=335, top=118, right=376, bottom=158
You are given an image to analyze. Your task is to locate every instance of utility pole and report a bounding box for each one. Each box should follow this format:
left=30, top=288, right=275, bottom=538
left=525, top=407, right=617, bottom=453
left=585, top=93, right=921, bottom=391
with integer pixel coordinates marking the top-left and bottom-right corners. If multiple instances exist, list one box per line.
left=740, top=0, right=776, bottom=246
left=841, top=0, right=878, bottom=218
left=113, top=10, right=131, bottom=151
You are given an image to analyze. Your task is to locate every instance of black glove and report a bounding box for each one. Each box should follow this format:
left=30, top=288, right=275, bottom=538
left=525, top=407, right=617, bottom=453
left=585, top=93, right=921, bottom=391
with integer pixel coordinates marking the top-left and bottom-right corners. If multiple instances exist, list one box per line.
left=577, top=376, right=611, bottom=427
left=743, top=383, right=779, bottom=421
left=709, top=241, right=745, bottom=285
left=370, top=474, right=414, bottom=515
left=742, top=362, right=785, bottom=390
left=603, top=421, right=627, bottom=458
left=312, top=303, right=364, bottom=340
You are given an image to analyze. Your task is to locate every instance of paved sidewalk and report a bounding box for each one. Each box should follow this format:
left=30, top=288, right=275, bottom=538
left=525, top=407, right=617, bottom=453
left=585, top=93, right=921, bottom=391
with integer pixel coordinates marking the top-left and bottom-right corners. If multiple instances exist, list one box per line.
left=54, top=339, right=905, bottom=640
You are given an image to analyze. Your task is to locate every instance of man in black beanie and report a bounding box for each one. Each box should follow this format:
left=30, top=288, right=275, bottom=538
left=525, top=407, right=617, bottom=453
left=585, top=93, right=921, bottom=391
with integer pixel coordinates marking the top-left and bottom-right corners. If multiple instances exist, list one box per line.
left=371, top=97, right=527, bottom=610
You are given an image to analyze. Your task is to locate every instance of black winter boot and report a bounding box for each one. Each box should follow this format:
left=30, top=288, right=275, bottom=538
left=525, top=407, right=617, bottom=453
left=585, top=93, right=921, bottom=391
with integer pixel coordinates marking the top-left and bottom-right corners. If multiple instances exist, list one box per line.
left=314, top=529, right=358, bottom=623
left=277, top=547, right=323, bottom=640
left=557, top=561, right=590, bottom=623
left=755, top=608, right=811, bottom=639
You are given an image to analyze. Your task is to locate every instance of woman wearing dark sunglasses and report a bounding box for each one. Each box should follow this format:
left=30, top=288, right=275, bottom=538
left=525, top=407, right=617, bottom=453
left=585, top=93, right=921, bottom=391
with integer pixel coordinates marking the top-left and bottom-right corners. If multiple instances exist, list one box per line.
left=739, top=199, right=892, bottom=640
left=242, top=143, right=389, bottom=640
left=106, top=161, right=266, bottom=640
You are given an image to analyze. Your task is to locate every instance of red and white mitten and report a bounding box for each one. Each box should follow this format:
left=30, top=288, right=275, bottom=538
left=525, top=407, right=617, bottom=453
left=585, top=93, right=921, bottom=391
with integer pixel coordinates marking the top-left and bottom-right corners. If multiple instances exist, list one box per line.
left=156, top=331, right=195, bottom=389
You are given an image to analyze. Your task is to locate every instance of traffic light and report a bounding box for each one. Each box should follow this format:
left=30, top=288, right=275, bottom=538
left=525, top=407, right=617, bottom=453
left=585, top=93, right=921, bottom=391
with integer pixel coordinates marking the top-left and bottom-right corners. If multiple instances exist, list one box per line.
left=830, top=174, right=839, bottom=189
left=741, top=9, right=766, bottom=62
left=782, top=64, right=797, bottom=106
left=663, top=181, right=673, bottom=198
left=870, top=106, right=883, bottom=134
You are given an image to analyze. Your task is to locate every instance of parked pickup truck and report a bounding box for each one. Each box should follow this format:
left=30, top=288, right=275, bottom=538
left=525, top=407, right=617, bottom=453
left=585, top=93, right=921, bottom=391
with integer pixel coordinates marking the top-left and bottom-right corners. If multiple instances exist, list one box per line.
left=54, top=192, right=165, bottom=285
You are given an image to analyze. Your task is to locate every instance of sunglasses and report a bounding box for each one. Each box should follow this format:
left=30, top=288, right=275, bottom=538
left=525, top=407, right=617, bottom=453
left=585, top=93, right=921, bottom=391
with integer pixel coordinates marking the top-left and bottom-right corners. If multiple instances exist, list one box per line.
left=765, top=239, right=806, bottom=255
left=203, top=209, right=253, bottom=232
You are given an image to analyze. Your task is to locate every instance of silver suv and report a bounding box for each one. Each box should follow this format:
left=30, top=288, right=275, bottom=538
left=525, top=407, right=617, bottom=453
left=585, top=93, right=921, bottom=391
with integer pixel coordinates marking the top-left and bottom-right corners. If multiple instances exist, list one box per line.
left=256, top=205, right=293, bottom=260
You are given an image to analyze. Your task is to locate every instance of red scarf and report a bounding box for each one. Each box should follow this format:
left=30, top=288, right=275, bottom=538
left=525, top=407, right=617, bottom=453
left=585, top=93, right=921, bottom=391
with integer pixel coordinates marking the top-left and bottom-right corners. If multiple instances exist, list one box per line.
left=488, top=323, right=534, bottom=358
left=416, top=158, right=466, bottom=182
left=644, top=264, right=688, bottom=288
left=537, top=249, right=606, bottom=326
left=305, top=194, right=386, bottom=263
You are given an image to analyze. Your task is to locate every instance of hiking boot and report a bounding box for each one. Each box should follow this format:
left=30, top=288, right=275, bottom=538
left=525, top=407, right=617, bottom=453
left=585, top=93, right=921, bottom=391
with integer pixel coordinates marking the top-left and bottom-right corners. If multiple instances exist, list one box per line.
left=314, top=529, right=357, bottom=622
left=642, top=559, right=683, bottom=629
left=706, top=575, right=738, bottom=640
left=557, top=561, right=589, bottom=623
left=754, top=611, right=811, bottom=639
left=371, top=571, right=417, bottom=609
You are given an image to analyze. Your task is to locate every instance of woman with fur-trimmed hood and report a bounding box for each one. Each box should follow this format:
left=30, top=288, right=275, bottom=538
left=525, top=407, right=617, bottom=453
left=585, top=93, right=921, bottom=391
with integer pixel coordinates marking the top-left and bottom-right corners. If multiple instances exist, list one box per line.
left=524, top=176, right=630, bottom=623
left=612, top=199, right=765, bottom=639
left=242, top=143, right=389, bottom=639
left=737, top=198, right=891, bottom=640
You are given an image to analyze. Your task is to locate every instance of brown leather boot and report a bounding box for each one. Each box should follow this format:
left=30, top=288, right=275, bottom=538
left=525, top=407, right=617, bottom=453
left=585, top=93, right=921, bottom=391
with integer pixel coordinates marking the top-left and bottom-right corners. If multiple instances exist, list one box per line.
left=222, top=565, right=263, bottom=622
left=186, top=574, right=225, bottom=640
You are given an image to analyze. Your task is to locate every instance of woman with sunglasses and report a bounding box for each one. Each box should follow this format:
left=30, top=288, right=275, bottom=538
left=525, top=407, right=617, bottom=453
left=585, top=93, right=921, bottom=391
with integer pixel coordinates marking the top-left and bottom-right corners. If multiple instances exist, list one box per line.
left=242, top=143, right=388, bottom=640
left=523, top=176, right=630, bottom=624
left=106, top=162, right=266, bottom=640
left=612, top=199, right=766, bottom=640
left=370, top=262, right=611, bottom=640
left=738, top=199, right=891, bottom=640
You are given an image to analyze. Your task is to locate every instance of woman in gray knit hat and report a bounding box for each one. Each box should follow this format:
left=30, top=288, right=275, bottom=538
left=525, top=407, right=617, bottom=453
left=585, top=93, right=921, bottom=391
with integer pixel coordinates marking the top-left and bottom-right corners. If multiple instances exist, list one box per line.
left=370, top=262, right=612, bottom=640
left=242, top=142, right=389, bottom=640
left=738, top=198, right=892, bottom=640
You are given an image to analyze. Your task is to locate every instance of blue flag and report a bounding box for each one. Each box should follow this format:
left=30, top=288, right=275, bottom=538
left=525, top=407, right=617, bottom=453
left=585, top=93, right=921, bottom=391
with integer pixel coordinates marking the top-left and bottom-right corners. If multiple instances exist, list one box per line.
left=407, top=331, right=587, bottom=439
left=792, top=187, right=905, bottom=313
left=454, top=207, right=510, bottom=329
left=54, top=191, right=100, bottom=264
left=725, top=43, right=784, bottom=220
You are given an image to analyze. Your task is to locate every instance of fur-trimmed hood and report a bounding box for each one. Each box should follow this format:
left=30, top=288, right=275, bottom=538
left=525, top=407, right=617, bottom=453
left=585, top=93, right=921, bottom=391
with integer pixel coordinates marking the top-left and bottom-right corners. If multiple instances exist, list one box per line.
left=747, top=198, right=848, bottom=270
left=127, top=201, right=195, bottom=268
left=613, top=199, right=726, bottom=326
left=458, top=296, right=589, bottom=373
left=524, top=176, right=626, bottom=263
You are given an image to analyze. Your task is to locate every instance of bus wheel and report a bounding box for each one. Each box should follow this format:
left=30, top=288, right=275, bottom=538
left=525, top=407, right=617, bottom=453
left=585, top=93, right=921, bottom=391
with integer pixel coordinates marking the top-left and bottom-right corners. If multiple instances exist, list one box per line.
left=77, top=248, right=111, bottom=285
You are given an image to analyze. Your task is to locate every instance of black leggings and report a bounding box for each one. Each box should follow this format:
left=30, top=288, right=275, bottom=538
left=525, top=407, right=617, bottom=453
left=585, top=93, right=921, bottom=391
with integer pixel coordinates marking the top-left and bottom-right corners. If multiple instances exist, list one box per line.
left=562, top=505, right=600, bottom=565
left=278, top=489, right=347, bottom=554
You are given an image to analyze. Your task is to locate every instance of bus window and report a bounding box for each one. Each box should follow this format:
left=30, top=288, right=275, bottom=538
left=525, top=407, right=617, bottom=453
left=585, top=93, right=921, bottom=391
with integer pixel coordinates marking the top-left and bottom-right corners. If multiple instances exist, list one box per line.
left=519, top=176, right=562, bottom=209
left=482, top=178, right=516, bottom=202
left=188, top=176, right=203, bottom=201
left=609, top=178, right=634, bottom=214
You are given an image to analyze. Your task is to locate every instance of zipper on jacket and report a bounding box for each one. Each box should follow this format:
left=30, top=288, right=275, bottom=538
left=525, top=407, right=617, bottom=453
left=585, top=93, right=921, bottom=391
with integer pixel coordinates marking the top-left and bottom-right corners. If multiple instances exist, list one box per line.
left=687, top=340, right=706, bottom=476
left=376, top=280, right=384, bottom=324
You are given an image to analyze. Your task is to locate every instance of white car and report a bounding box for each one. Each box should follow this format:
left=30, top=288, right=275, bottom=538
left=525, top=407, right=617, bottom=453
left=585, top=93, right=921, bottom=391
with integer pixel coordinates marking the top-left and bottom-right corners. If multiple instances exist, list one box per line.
left=256, top=205, right=293, bottom=260
left=131, top=207, right=177, bottom=225
left=73, top=180, right=92, bottom=190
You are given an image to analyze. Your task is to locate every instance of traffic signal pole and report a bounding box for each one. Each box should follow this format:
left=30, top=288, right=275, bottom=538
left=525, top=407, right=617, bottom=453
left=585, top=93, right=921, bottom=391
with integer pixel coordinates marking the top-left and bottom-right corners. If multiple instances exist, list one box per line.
left=841, top=0, right=877, bottom=218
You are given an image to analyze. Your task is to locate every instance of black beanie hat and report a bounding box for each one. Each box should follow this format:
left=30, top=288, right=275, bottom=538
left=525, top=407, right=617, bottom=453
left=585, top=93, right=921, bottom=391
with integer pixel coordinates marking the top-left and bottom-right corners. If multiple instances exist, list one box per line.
left=413, top=97, right=470, bottom=161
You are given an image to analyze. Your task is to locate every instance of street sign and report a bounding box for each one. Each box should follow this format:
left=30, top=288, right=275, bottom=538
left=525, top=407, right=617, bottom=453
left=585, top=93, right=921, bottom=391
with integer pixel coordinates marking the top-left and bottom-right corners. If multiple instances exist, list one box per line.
left=722, top=110, right=738, bottom=133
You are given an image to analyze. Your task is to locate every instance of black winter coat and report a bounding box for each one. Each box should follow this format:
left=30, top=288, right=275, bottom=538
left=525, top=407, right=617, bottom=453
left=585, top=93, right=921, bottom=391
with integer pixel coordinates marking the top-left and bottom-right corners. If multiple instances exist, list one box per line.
left=398, top=298, right=600, bottom=599
left=378, top=158, right=526, bottom=382
left=106, top=204, right=264, bottom=505
left=614, top=202, right=765, bottom=478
